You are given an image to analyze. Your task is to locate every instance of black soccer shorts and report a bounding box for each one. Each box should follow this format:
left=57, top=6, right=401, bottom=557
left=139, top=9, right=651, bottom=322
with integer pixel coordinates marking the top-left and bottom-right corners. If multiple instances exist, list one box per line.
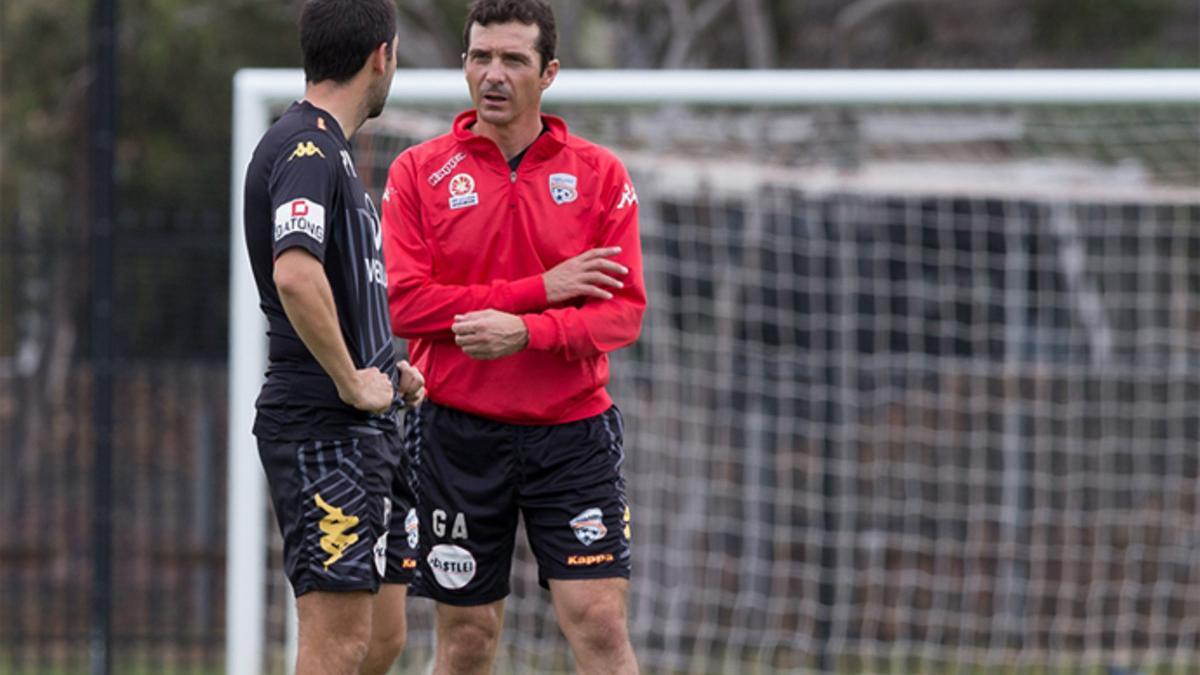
left=405, top=402, right=632, bottom=606
left=258, top=430, right=418, bottom=597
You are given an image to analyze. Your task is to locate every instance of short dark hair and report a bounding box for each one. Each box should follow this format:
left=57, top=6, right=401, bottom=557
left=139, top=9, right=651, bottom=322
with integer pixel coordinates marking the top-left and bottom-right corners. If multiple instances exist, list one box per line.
left=463, top=0, right=557, bottom=72
left=300, top=0, right=397, bottom=84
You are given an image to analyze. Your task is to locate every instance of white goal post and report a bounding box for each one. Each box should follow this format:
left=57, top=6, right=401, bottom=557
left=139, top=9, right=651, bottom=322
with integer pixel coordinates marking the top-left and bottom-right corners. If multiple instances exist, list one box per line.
left=228, top=69, right=1200, bottom=675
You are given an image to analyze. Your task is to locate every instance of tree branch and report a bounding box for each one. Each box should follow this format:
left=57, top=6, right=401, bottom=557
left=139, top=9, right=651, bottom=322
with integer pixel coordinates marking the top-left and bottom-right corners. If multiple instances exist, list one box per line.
left=735, top=0, right=776, bottom=68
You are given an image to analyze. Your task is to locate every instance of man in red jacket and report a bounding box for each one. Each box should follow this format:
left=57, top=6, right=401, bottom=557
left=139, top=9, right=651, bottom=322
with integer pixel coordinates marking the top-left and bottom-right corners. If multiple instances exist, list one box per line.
left=381, top=1, right=644, bottom=672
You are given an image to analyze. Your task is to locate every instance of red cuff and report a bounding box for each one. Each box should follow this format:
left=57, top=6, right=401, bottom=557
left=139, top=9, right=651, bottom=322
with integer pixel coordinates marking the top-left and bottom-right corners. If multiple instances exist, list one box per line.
left=521, top=314, right=558, bottom=352
left=504, top=275, right=548, bottom=313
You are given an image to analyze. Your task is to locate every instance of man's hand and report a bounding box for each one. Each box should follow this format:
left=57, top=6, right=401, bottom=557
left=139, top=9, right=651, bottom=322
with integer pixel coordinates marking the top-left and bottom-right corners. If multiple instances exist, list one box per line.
left=543, top=246, right=627, bottom=304
left=397, top=360, right=426, bottom=407
left=337, top=367, right=395, bottom=414
left=452, top=310, right=529, bottom=360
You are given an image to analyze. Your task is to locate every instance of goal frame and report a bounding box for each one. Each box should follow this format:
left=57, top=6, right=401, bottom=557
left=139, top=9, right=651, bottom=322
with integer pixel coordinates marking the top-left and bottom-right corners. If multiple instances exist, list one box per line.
left=226, top=68, right=1200, bottom=675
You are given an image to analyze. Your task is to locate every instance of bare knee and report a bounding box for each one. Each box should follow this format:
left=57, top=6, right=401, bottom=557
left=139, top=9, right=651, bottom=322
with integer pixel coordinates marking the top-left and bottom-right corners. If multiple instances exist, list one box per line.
left=561, top=599, right=630, bottom=654
left=369, top=625, right=406, bottom=662
left=296, top=592, right=373, bottom=672
left=363, top=583, right=409, bottom=673
left=437, top=604, right=503, bottom=673
left=299, top=617, right=372, bottom=672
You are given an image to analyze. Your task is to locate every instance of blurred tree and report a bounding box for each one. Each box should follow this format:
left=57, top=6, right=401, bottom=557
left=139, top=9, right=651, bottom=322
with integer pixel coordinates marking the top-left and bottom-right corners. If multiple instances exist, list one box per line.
left=0, top=0, right=92, bottom=227
left=0, top=0, right=1195, bottom=221
left=0, top=0, right=300, bottom=219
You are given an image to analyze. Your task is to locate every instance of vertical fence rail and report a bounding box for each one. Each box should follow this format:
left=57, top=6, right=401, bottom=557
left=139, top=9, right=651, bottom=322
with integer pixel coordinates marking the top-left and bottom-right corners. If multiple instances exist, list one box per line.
left=88, top=0, right=117, bottom=673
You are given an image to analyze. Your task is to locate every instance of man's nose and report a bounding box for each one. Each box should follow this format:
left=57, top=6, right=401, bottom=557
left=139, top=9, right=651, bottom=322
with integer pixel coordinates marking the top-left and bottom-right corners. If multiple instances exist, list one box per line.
left=483, top=65, right=504, bottom=84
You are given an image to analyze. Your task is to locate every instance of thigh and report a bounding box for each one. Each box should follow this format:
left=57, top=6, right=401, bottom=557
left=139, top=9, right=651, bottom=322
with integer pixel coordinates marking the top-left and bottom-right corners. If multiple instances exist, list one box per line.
left=369, top=583, right=408, bottom=640
left=297, top=589, right=374, bottom=637
left=408, top=403, right=519, bottom=605
left=259, top=436, right=393, bottom=597
left=519, top=406, right=632, bottom=589
left=549, top=577, right=630, bottom=627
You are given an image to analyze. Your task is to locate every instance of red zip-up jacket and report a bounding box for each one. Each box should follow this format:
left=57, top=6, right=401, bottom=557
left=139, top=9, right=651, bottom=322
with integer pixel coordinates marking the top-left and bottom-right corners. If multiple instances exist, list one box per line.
left=381, top=111, right=646, bottom=425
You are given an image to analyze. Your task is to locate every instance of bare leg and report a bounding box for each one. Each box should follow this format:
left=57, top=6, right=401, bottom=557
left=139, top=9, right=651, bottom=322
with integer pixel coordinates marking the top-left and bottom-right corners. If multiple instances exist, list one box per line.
left=295, top=590, right=373, bottom=675
left=550, top=578, right=638, bottom=675
left=432, top=600, right=505, bottom=675
left=361, top=584, right=409, bottom=675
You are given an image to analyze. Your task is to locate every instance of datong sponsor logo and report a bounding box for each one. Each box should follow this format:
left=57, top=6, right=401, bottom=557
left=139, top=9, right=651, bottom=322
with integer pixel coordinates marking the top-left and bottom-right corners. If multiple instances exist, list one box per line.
left=274, top=198, right=325, bottom=244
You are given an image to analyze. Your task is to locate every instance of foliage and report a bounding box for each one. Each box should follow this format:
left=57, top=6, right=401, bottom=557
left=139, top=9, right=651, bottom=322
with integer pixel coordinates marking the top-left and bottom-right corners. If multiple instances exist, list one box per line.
left=0, top=0, right=1195, bottom=221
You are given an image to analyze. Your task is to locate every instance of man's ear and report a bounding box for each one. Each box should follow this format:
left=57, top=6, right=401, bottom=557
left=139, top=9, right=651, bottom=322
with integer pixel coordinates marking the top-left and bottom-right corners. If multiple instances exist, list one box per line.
left=371, top=41, right=391, bottom=74
left=540, top=58, right=560, bottom=91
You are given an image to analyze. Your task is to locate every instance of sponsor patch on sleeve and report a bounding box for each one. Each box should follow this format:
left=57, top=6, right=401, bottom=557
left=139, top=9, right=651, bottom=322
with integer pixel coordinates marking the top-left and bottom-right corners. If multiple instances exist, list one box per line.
left=274, top=198, right=326, bottom=244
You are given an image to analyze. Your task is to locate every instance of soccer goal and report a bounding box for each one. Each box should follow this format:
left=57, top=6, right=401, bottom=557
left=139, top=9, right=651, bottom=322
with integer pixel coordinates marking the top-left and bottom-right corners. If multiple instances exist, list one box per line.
left=229, top=69, right=1200, bottom=674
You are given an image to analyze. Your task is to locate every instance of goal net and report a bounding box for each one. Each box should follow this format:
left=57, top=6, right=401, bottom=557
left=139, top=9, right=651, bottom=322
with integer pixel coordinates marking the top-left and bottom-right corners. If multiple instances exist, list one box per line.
left=230, top=70, right=1200, bottom=674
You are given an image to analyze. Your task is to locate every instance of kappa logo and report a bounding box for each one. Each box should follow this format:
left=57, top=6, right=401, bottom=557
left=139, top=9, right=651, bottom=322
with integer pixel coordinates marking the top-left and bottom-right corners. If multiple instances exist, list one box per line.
left=448, top=173, right=479, bottom=210
left=548, top=173, right=578, bottom=205
left=428, top=152, right=468, bottom=186
left=570, top=507, right=607, bottom=546
left=617, top=182, right=638, bottom=210
left=288, top=141, right=324, bottom=161
left=567, top=553, right=615, bottom=567
left=314, top=493, right=359, bottom=570
left=623, top=504, right=632, bottom=540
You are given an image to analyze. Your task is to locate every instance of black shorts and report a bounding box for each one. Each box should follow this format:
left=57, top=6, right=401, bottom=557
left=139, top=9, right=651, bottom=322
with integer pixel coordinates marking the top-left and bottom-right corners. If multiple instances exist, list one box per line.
left=258, top=430, right=418, bottom=597
left=405, top=402, right=632, bottom=606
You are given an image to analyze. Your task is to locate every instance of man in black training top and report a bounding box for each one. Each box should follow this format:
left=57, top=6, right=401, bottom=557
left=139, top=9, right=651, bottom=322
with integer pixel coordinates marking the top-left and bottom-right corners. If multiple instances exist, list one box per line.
left=242, top=1, right=424, bottom=673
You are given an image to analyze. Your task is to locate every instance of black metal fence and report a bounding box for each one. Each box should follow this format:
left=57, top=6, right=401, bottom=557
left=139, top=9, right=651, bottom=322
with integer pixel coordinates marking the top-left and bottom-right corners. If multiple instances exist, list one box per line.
left=1, top=209, right=229, bottom=674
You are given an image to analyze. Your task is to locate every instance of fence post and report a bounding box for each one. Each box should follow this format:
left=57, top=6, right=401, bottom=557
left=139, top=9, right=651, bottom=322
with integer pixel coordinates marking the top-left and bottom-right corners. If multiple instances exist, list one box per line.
left=89, top=0, right=117, bottom=673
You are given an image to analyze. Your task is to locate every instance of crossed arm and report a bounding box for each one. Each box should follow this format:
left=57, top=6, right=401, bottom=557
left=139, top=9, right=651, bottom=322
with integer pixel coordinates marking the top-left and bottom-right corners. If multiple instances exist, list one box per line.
left=382, top=153, right=645, bottom=362
left=450, top=247, right=630, bottom=360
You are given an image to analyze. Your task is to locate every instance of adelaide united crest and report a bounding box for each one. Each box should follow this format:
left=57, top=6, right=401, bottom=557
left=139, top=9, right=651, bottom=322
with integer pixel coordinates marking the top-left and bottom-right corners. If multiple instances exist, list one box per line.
left=548, top=173, right=578, bottom=205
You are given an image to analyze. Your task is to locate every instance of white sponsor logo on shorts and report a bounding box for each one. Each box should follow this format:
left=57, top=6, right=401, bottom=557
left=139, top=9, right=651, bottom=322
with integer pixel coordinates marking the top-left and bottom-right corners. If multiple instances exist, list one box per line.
left=570, top=507, right=607, bottom=546
left=427, top=544, right=477, bottom=589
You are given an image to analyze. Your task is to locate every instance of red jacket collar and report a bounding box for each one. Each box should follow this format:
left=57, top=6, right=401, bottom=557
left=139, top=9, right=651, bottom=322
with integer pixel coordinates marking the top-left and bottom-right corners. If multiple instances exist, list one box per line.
left=452, top=110, right=568, bottom=165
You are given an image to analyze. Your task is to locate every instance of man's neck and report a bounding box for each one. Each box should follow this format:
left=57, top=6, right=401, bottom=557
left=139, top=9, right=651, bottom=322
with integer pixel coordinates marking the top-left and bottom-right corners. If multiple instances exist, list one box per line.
left=304, top=81, right=366, bottom=140
left=473, top=112, right=544, bottom=161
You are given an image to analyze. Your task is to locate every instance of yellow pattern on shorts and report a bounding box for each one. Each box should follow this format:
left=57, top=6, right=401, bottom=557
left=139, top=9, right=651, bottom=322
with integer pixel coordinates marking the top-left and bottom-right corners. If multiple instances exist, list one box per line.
left=315, top=493, right=359, bottom=569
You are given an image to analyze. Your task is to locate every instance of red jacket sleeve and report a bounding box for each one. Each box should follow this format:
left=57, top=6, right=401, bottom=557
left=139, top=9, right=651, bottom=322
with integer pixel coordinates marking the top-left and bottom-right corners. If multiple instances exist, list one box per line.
left=382, top=151, right=547, bottom=340
left=521, top=160, right=646, bottom=361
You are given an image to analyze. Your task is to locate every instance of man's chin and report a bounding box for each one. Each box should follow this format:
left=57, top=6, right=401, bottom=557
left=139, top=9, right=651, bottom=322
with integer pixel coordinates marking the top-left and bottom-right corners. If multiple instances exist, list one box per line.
left=476, top=108, right=512, bottom=126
